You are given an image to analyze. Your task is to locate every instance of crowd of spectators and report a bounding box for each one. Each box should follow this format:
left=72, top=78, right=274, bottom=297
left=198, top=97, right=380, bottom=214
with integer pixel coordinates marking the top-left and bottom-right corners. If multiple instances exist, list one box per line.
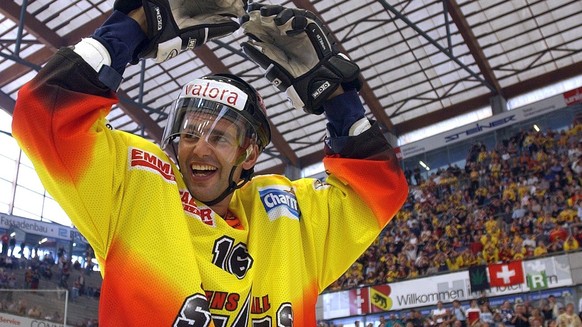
left=328, top=123, right=582, bottom=291
left=321, top=295, right=582, bottom=327
left=0, top=246, right=100, bottom=326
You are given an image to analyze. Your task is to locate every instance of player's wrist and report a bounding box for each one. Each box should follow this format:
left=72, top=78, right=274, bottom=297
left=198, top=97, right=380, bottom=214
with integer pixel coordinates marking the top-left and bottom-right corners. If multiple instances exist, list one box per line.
left=328, top=85, right=344, bottom=99
left=91, top=10, right=148, bottom=72
left=323, top=89, right=366, bottom=137
left=128, top=7, right=147, bottom=34
left=72, top=38, right=112, bottom=73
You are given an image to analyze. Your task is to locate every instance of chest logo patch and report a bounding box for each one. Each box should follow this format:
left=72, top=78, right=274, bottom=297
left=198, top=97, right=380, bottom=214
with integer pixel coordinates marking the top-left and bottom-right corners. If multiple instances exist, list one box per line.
left=259, top=186, right=301, bottom=221
left=129, top=147, right=175, bottom=183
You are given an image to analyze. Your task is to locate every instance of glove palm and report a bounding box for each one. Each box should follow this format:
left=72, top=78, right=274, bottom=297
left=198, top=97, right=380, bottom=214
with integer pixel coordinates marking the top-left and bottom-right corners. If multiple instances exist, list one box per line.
left=241, top=4, right=360, bottom=114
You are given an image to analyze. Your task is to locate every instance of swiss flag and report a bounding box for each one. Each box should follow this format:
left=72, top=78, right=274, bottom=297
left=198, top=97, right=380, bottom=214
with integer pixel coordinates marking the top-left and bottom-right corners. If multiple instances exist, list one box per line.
left=488, top=261, right=525, bottom=287
left=349, top=288, right=368, bottom=315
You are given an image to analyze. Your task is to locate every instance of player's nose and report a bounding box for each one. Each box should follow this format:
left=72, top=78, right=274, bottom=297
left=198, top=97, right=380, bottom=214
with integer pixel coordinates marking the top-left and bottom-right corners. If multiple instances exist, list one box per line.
left=188, top=137, right=215, bottom=157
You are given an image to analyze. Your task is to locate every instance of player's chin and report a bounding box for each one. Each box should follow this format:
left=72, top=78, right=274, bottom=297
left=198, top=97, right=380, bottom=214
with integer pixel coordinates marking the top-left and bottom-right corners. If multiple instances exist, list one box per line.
left=187, top=181, right=223, bottom=202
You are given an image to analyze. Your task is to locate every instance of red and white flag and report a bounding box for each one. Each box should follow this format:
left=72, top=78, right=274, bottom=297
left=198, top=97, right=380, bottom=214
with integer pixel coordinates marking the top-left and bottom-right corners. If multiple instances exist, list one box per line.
left=488, top=261, right=524, bottom=287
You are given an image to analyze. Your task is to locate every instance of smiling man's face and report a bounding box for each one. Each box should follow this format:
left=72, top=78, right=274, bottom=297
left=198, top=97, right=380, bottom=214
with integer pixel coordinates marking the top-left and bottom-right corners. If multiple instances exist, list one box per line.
left=177, top=112, right=251, bottom=203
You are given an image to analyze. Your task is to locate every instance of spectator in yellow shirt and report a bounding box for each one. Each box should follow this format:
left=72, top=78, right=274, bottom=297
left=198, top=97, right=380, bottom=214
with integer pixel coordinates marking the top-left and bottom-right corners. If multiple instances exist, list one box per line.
left=477, top=146, right=488, bottom=163
left=408, top=266, right=420, bottom=279
left=534, top=241, right=549, bottom=257
left=480, top=233, right=499, bottom=249
left=503, top=187, right=517, bottom=202
left=512, top=233, right=525, bottom=246
left=490, top=158, right=502, bottom=179
left=386, top=264, right=399, bottom=282
left=483, top=246, right=499, bottom=264
left=513, top=245, right=526, bottom=260
left=498, top=243, right=515, bottom=263
left=446, top=251, right=462, bottom=271
left=484, top=216, right=499, bottom=235
left=563, top=236, right=579, bottom=252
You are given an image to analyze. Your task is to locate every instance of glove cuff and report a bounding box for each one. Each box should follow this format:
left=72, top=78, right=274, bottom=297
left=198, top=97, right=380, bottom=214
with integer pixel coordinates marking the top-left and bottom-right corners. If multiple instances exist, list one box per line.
left=324, top=121, right=390, bottom=159
left=289, top=54, right=360, bottom=114
left=349, top=118, right=372, bottom=136
left=323, top=89, right=365, bottom=136
left=72, top=38, right=123, bottom=90
left=72, top=38, right=111, bottom=73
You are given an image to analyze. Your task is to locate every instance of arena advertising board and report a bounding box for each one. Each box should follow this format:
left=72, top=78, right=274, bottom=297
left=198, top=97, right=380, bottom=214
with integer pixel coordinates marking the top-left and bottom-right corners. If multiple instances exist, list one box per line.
left=320, top=255, right=573, bottom=319
left=0, top=212, right=87, bottom=243
left=0, top=312, right=63, bottom=327
left=396, top=86, right=582, bottom=159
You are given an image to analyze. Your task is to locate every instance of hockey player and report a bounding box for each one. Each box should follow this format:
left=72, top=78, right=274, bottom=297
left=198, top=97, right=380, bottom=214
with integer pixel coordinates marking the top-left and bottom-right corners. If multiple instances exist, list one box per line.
left=12, top=0, right=408, bottom=326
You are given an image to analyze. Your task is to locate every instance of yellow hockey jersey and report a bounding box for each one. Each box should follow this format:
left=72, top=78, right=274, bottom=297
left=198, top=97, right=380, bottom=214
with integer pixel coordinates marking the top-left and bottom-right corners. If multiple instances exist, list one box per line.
left=12, top=48, right=408, bottom=326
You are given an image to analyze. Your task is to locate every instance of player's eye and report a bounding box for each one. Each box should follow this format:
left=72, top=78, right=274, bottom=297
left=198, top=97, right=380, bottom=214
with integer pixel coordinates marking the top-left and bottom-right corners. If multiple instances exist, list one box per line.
left=181, top=129, right=202, bottom=141
left=209, top=131, right=236, bottom=146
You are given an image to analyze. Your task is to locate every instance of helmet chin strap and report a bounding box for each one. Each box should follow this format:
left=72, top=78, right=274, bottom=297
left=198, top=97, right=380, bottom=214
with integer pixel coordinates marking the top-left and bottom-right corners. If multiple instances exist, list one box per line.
left=201, top=166, right=252, bottom=206
left=202, top=146, right=255, bottom=206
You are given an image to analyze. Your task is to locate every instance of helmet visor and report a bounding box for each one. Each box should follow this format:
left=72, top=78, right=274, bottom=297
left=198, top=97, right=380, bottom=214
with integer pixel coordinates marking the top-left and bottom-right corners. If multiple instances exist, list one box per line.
left=163, top=98, right=258, bottom=165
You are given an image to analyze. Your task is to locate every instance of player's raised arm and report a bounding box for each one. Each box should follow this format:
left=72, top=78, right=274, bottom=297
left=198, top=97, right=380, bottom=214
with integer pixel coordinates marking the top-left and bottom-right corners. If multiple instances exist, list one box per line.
left=240, top=4, right=408, bottom=223
left=12, top=1, right=247, bottom=325
left=239, top=4, right=408, bottom=294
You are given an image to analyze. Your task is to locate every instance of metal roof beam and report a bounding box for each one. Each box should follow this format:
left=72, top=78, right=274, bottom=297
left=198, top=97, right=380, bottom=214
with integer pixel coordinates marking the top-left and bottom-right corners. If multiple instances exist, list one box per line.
left=395, top=61, right=582, bottom=134
left=0, top=90, right=16, bottom=115
left=0, top=48, right=50, bottom=86
left=395, top=94, right=490, bottom=135
left=0, top=1, right=62, bottom=51
left=503, top=62, right=582, bottom=98
left=377, top=0, right=496, bottom=94
left=0, top=3, right=109, bottom=86
left=117, top=90, right=164, bottom=143
left=446, top=0, right=502, bottom=95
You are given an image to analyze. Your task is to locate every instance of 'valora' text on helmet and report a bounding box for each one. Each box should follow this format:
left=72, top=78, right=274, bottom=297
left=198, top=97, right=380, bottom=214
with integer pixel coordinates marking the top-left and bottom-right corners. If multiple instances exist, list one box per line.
left=180, top=79, right=249, bottom=112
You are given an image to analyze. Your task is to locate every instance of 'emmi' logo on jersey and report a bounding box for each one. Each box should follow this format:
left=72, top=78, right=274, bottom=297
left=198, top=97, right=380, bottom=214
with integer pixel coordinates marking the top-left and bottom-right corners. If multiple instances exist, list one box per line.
left=259, top=186, right=301, bottom=221
left=129, top=147, right=175, bottom=183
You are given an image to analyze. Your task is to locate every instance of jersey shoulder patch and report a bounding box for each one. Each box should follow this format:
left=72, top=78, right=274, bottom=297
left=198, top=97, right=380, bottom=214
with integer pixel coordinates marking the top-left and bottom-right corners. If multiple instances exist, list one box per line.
left=258, top=185, right=301, bottom=222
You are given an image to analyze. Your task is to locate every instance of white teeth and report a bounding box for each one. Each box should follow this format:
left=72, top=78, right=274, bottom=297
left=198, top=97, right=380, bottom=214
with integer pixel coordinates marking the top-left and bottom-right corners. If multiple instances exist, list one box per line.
left=191, top=164, right=217, bottom=171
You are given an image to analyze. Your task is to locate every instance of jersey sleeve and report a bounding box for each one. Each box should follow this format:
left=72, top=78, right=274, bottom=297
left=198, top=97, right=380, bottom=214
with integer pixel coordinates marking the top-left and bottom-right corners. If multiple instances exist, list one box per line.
left=12, top=47, right=123, bottom=262
left=324, top=121, right=408, bottom=224
left=295, top=131, right=408, bottom=291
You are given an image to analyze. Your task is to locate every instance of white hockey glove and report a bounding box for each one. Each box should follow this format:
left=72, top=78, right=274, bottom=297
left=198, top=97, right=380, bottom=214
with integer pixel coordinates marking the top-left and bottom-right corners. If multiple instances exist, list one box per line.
left=114, top=0, right=245, bottom=63
left=240, top=4, right=360, bottom=114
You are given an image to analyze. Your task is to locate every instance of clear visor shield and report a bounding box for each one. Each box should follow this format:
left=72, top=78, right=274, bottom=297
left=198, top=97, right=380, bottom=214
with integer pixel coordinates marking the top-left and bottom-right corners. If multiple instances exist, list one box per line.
left=163, top=98, right=257, bottom=165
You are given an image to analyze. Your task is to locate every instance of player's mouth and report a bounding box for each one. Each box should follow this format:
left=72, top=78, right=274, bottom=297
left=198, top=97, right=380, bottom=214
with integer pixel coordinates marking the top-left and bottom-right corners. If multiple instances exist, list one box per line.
left=190, top=164, right=218, bottom=178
